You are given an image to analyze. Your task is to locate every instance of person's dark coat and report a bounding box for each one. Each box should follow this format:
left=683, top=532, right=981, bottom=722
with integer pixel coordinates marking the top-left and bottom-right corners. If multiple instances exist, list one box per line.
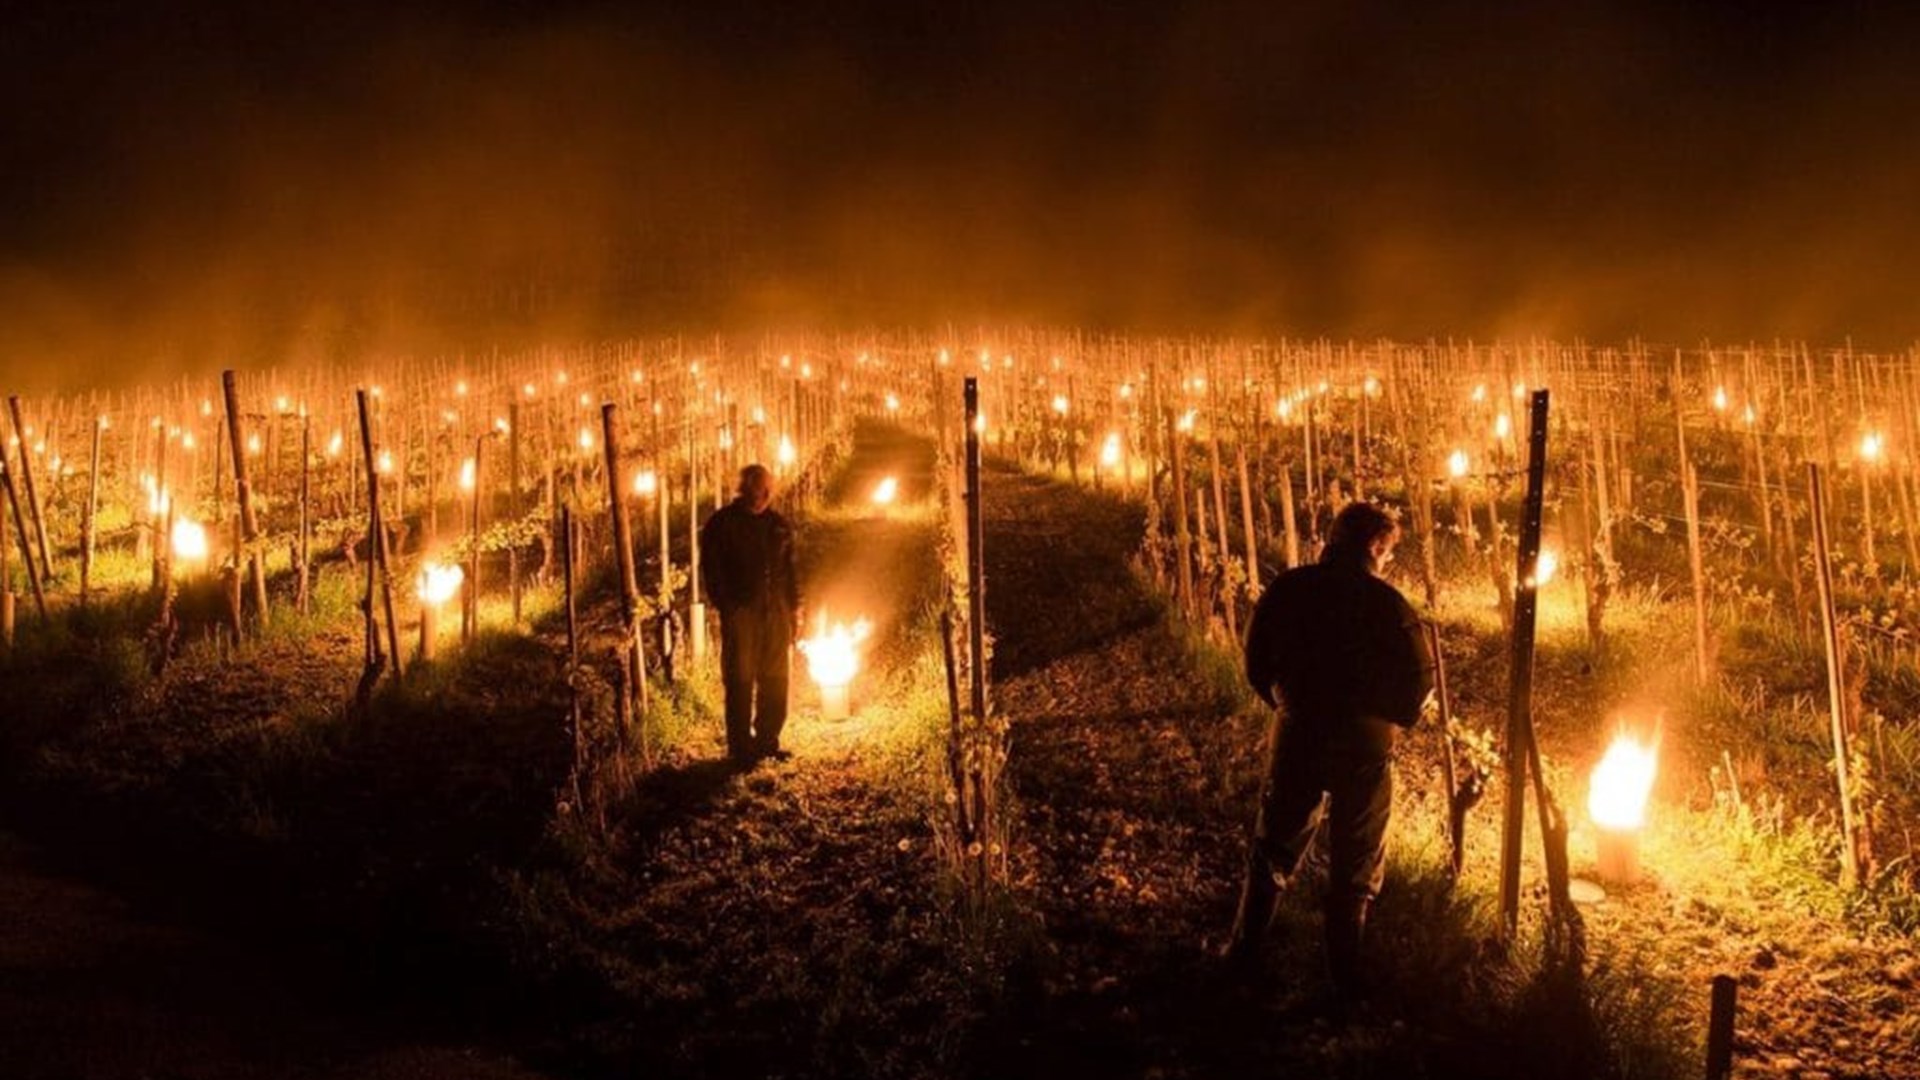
left=699, top=500, right=799, bottom=616
left=1243, top=550, right=1432, bottom=754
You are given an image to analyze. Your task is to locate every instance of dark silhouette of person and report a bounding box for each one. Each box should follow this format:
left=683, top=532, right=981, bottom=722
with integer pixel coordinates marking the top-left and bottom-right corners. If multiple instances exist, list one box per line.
left=1227, top=501, right=1433, bottom=1006
left=699, top=464, right=801, bottom=764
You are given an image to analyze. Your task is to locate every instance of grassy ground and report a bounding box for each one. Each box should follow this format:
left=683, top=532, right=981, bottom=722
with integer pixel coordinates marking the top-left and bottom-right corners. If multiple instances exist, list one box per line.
left=981, top=461, right=1918, bottom=1079
left=4, top=425, right=1916, bottom=1079
left=0, top=421, right=999, bottom=1079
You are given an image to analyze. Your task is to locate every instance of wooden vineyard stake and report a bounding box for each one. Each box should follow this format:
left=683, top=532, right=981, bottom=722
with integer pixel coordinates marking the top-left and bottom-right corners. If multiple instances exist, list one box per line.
left=1, top=465, right=11, bottom=647
left=1499, top=389, right=1551, bottom=938
left=941, top=606, right=973, bottom=850
left=1426, top=620, right=1471, bottom=877
left=6, top=396, right=54, bottom=581
left=560, top=503, right=590, bottom=825
left=81, top=414, right=102, bottom=604
left=1277, top=456, right=1300, bottom=569
left=1705, top=973, right=1737, bottom=1080
left=510, top=401, right=523, bottom=625
left=962, top=377, right=991, bottom=880
left=1677, top=400, right=1710, bottom=683
left=464, top=435, right=485, bottom=643
left=1235, top=442, right=1260, bottom=594
left=1808, top=463, right=1873, bottom=885
left=356, top=389, right=403, bottom=682
left=1169, top=410, right=1194, bottom=618
left=600, top=403, right=649, bottom=727
left=296, top=413, right=311, bottom=615
left=1, top=453, right=46, bottom=620
left=221, top=372, right=270, bottom=629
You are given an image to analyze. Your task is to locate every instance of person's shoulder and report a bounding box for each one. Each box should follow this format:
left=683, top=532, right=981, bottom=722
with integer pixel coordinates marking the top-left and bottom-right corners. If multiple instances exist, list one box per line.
left=1362, top=574, right=1417, bottom=615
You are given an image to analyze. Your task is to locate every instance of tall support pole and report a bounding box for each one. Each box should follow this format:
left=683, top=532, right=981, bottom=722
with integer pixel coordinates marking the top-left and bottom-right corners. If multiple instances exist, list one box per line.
left=963, top=378, right=988, bottom=709
left=962, top=377, right=990, bottom=869
left=601, top=402, right=648, bottom=720
left=1499, top=389, right=1550, bottom=938
left=6, top=396, right=53, bottom=581
left=1170, top=411, right=1195, bottom=617
left=81, top=415, right=103, bottom=604
left=356, top=389, right=403, bottom=680
left=222, top=372, right=270, bottom=629
left=1, top=455, right=46, bottom=619
left=464, top=436, right=485, bottom=642
left=1809, top=463, right=1870, bottom=886
left=296, top=414, right=311, bottom=615
left=509, top=400, right=523, bottom=625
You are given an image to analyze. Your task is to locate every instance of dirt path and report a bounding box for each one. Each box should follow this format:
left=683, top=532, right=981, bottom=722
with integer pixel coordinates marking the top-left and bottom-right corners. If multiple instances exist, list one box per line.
left=563, top=422, right=983, bottom=1077
left=976, top=464, right=1337, bottom=1078
left=0, top=831, right=547, bottom=1080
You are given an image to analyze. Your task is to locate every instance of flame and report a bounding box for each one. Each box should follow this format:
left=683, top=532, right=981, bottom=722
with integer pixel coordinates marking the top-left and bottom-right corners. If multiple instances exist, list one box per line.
left=1589, top=730, right=1659, bottom=831
left=1528, top=548, right=1558, bottom=588
left=417, top=561, right=465, bottom=607
left=171, top=517, right=208, bottom=562
left=1493, top=413, right=1512, bottom=440
left=799, top=614, right=873, bottom=689
left=633, top=468, right=658, bottom=497
left=458, top=457, right=476, bottom=491
left=1100, top=432, right=1123, bottom=468
left=1447, top=448, right=1470, bottom=478
left=777, top=433, right=797, bottom=467
left=1860, top=431, right=1885, bottom=462
left=871, top=476, right=899, bottom=506
left=1051, top=394, right=1070, bottom=415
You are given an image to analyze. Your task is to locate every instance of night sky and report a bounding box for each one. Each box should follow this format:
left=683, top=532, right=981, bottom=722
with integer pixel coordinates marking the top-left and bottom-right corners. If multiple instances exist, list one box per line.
left=4, top=1, right=1919, bottom=385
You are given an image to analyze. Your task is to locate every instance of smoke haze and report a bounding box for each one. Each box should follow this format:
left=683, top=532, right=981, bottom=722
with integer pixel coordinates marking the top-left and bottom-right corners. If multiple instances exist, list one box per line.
left=3, top=0, right=1918, bottom=387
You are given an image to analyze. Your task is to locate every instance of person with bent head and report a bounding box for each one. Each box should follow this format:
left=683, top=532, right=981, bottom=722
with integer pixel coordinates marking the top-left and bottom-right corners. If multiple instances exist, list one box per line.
left=699, top=464, right=801, bottom=765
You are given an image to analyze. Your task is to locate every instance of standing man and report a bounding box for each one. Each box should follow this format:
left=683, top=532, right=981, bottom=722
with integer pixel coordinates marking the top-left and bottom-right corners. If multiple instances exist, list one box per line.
left=1227, top=502, right=1433, bottom=1007
left=700, top=464, right=801, bottom=765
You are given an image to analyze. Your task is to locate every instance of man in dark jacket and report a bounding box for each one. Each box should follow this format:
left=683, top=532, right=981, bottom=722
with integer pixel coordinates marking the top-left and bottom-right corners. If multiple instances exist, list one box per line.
left=700, top=464, right=801, bottom=764
left=1227, top=501, right=1433, bottom=1004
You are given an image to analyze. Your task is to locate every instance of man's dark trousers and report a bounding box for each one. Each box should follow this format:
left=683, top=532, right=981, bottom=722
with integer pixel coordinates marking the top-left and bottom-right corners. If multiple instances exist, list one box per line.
left=719, top=601, right=792, bottom=759
left=1232, top=717, right=1394, bottom=995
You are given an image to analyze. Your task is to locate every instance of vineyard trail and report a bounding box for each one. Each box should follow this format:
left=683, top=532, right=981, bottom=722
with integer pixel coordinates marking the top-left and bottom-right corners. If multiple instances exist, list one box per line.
left=978, top=464, right=1380, bottom=1078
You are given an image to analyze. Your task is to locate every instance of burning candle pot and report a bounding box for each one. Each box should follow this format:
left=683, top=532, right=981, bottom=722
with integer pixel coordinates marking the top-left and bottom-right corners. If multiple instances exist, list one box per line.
left=798, top=612, right=873, bottom=721
left=1588, top=728, right=1660, bottom=885
left=415, top=560, right=465, bottom=661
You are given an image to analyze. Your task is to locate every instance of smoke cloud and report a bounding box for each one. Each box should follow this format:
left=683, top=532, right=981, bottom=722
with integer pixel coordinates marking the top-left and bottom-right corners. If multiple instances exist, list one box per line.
left=2, top=1, right=1917, bottom=388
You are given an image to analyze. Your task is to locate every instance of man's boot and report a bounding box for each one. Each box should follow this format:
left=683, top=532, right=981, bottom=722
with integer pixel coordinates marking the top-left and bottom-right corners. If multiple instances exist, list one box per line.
left=1325, top=894, right=1371, bottom=1013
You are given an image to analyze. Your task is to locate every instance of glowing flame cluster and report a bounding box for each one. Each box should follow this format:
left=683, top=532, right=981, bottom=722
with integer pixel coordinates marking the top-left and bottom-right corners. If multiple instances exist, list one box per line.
left=871, top=476, right=899, bottom=506
left=171, top=517, right=209, bottom=563
left=799, top=613, right=873, bottom=689
left=1588, top=730, right=1660, bottom=831
left=416, top=561, right=465, bottom=607
left=1526, top=548, right=1559, bottom=588
left=1860, top=431, right=1885, bottom=463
